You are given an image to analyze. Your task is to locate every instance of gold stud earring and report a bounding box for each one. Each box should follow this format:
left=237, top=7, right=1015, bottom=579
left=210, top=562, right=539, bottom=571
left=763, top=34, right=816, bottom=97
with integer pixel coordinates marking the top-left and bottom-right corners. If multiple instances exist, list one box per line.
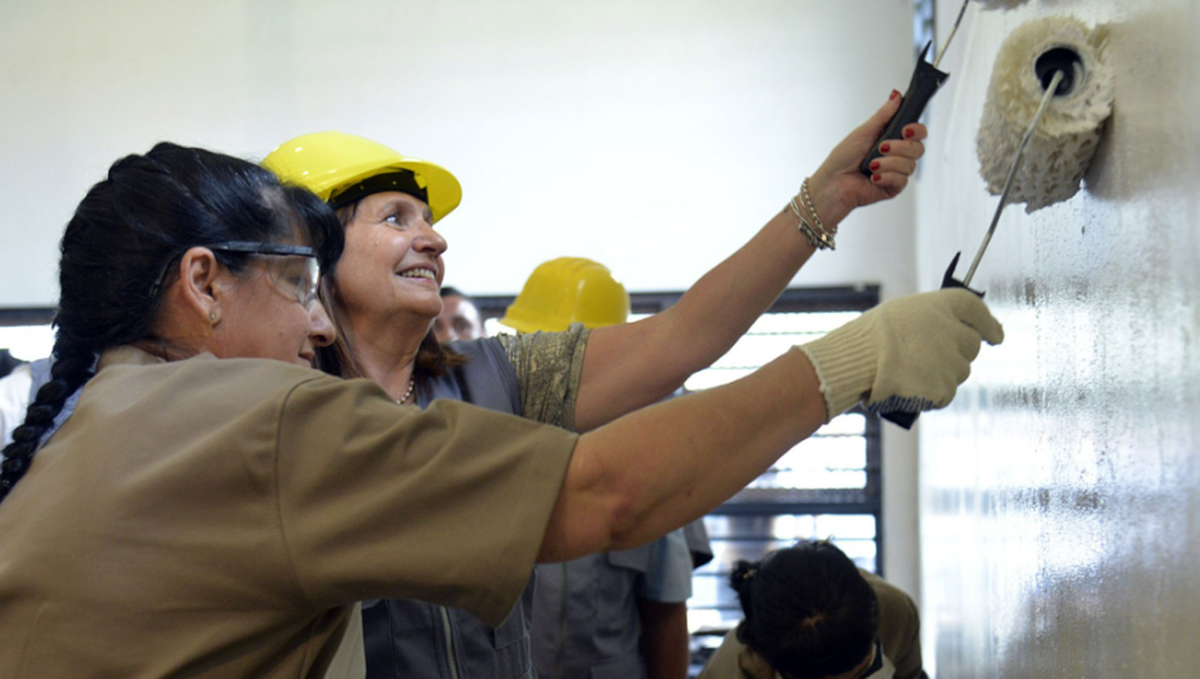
left=209, top=311, right=218, bottom=325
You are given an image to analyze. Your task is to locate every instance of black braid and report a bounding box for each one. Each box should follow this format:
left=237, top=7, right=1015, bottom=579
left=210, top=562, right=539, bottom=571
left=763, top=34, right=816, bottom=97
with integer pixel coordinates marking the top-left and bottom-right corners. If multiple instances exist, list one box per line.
left=0, top=339, right=95, bottom=498
left=0, top=142, right=342, bottom=503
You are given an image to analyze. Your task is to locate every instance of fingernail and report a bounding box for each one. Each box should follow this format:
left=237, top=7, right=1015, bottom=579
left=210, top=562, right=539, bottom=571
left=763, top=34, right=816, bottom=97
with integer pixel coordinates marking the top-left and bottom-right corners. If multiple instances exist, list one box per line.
left=880, top=143, right=891, bottom=153
left=872, top=173, right=882, bottom=182
left=890, top=89, right=900, bottom=101
left=869, top=160, right=881, bottom=171
left=904, top=128, right=915, bottom=139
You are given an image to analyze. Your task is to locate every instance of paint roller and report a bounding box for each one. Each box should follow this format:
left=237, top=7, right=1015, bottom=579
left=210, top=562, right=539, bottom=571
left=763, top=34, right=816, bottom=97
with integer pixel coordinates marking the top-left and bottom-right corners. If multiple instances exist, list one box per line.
left=879, top=15, right=1113, bottom=429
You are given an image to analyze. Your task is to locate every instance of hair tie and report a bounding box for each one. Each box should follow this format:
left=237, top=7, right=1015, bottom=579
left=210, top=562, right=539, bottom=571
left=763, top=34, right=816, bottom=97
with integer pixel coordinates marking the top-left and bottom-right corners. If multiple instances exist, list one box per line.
left=739, top=566, right=758, bottom=584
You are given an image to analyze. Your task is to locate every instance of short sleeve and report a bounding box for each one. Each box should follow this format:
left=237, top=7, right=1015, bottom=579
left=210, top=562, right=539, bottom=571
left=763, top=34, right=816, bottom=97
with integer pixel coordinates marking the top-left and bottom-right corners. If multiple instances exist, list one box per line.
left=863, top=570, right=924, bottom=679
left=272, top=376, right=579, bottom=627
left=496, top=324, right=590, bottom=430
left=638, top=528, right=694, bottom=602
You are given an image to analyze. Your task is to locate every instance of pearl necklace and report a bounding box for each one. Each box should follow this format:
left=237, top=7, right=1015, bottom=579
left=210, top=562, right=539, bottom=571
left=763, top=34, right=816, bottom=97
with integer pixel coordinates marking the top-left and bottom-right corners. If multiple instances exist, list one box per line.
left=398, top=376, right=415, bottom=405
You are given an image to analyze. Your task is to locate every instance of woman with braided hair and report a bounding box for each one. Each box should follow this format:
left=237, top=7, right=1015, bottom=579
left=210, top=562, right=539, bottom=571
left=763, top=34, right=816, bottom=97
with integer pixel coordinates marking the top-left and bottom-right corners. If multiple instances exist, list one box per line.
left=0, top=141, right=997, bottom=679
left=0, top=144, right=342, bottom=496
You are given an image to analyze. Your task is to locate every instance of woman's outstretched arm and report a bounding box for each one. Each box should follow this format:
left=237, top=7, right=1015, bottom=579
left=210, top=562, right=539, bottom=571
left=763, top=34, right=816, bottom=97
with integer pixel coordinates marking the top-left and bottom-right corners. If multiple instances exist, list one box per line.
left=541, top=288, right=1003, bottom=562
left=574, top=91, right=926, bottom=432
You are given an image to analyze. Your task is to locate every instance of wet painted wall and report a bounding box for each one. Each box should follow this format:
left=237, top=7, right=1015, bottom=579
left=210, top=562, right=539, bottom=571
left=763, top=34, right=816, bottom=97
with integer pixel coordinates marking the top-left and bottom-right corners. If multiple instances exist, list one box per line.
left=914, top=0, right=1200, bottom=676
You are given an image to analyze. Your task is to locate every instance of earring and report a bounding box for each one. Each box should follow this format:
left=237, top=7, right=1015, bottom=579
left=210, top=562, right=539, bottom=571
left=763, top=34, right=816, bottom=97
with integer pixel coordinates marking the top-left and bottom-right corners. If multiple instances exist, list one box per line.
left=208, top=311, right=218, bottom=325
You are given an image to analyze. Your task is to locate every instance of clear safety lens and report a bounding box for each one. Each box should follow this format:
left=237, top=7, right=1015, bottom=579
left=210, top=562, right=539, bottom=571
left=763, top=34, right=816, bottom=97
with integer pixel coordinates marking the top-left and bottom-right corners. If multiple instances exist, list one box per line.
left=264, top=255, right=321, bottom=308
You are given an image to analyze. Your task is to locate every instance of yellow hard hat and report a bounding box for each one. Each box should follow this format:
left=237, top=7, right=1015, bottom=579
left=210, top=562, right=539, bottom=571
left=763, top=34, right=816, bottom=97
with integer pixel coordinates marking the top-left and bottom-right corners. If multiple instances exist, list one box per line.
left=500, top=257, right=630, bottom=333
left=262, top=131, right=462, bottom=224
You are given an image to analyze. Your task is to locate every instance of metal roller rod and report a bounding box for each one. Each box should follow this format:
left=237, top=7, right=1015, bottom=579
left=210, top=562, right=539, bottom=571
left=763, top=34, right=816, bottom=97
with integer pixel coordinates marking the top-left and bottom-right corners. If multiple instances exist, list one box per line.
left=962, top=69, right=1064, bottom=286
left=934, top=0, right=970, bottom=69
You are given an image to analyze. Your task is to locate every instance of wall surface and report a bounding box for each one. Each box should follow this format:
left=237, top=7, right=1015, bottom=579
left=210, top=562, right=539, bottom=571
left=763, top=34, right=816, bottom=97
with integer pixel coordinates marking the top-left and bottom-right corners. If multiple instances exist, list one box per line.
left=0, top=2, right=926, bottom=597
left=0, top=0, right=917, bottom=305
left=915, top=0, right=1199, bottom=676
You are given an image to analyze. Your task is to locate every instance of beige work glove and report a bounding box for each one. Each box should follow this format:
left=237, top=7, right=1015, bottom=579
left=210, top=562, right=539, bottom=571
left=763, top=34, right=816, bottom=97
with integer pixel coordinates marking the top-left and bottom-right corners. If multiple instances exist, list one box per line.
left=797, top=289, right=1004, bottom=421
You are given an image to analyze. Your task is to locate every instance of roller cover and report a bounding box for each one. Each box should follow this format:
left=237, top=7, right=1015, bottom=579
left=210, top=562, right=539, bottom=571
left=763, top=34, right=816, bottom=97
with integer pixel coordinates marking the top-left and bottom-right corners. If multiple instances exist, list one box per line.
left=973, top=0, right=1028, bottom=10
left=976, top=16, right=1113, bottom=212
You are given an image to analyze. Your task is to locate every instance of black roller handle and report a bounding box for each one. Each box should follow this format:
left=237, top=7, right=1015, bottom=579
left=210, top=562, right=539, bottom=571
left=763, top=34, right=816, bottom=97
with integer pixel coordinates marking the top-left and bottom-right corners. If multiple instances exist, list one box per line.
left=878, top=252, right=984, bottom=429
left=860, top=42, right=951, bottom=177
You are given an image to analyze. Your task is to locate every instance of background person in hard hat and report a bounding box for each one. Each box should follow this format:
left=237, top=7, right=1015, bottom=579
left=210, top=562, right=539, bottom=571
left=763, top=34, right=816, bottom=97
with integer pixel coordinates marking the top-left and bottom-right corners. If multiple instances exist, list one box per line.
left=261, top=93, right=935, bottom=679
left=698, top=540, right=925, bottom=679
left=433, top=286, right=486, bottom=342
left=502, top=257, right=704, bottom=679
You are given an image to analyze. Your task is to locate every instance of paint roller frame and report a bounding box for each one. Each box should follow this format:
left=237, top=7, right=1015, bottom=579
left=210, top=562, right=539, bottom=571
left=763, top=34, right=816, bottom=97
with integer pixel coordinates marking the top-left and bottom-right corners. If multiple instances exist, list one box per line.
left=879, top=47, right=1086, bottom=430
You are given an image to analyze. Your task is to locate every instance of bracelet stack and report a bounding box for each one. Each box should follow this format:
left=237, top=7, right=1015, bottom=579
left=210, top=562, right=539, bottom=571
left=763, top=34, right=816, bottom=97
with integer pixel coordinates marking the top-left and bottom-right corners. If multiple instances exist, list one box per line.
left=787, top=178, right=836, bottom=250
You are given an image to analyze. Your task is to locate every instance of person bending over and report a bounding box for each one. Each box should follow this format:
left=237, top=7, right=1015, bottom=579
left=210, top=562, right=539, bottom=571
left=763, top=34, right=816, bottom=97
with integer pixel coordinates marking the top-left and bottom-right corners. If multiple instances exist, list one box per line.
left=699, top=541, right=926, bottom=679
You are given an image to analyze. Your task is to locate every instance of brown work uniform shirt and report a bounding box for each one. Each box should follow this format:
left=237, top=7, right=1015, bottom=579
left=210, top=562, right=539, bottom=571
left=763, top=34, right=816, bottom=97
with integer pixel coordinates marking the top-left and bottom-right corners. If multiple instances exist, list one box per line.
left=0, top=346, right=578, bottom=679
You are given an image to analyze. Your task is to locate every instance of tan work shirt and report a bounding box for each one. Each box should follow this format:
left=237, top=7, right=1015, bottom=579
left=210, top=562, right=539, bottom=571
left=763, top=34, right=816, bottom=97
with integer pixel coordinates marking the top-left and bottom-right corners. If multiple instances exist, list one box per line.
left=0, top=346, right=578, bottom=679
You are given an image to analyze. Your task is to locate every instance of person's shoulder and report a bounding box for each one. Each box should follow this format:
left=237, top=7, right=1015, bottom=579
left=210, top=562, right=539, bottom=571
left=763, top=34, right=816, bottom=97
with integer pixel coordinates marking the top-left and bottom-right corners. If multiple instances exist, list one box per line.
left=859, top=568, right=921, bottom=667
left=448, top=336, right=507, bottom=362
left=97, top=349, right=340, bottom=406
left=864, top=568, right=916, bottom=628
left=699, top=629, right=769, bottom=679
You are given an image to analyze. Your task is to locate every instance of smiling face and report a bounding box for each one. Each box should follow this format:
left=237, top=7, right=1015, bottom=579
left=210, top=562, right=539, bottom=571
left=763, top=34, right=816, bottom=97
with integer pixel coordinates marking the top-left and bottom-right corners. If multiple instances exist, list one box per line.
left=330, top=191, right=448, bottom=333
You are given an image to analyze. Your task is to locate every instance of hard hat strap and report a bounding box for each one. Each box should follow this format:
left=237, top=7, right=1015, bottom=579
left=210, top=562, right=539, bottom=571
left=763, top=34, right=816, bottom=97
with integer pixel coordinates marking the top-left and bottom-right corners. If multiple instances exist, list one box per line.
left=328, top=170, right=429, bottom=209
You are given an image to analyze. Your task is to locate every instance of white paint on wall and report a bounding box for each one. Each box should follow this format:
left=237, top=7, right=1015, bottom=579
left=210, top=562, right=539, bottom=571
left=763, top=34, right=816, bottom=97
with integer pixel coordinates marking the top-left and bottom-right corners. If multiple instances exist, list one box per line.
left=916, top=0, right=1200, bottom=676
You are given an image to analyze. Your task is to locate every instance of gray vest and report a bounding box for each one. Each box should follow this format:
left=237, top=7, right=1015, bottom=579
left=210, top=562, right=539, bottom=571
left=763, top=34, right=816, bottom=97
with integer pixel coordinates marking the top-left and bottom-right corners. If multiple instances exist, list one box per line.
left=363, top=337, right=536, bottom=679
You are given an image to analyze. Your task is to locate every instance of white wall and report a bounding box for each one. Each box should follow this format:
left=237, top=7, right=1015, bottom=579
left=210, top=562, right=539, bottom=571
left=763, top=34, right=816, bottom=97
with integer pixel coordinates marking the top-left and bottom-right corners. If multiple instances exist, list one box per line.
left=0, top=0, right=923, bottom=592
left=915, top=0, right=1200, bottom=676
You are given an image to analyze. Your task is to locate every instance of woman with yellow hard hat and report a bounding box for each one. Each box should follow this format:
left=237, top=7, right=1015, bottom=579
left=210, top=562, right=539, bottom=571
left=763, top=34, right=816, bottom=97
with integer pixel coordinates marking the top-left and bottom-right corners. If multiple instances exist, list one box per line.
left=260, top=92, right=965, bottom=679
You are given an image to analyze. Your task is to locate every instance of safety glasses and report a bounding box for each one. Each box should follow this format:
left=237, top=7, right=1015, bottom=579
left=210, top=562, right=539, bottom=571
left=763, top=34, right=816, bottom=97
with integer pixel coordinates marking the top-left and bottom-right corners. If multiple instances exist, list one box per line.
left=205, top=242, right=321, bottom=308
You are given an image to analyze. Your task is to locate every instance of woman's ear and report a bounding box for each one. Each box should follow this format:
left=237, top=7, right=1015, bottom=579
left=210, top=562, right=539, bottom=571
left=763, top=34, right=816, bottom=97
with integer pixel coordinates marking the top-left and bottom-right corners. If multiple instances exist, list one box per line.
left=177, top=247, right=224, bottom=325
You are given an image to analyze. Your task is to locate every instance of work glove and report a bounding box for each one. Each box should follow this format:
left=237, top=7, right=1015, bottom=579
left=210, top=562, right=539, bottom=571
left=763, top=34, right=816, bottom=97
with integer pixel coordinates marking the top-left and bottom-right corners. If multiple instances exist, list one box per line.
left=797, top=289, right=1004, bottom=421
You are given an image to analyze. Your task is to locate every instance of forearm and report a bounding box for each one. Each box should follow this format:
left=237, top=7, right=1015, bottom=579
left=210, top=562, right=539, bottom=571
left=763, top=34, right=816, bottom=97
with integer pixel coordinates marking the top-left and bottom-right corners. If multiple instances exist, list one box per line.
left=639, top=599, right=691, bottom=679
left=651, top=209, right=819, bottom=369
left=539, top=347, right=824, bottom=561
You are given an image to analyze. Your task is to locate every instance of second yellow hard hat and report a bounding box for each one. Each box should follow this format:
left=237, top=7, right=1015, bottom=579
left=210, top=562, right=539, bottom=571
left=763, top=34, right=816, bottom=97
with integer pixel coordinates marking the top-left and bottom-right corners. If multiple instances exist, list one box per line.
left=501, top=257, right=630, bottom=333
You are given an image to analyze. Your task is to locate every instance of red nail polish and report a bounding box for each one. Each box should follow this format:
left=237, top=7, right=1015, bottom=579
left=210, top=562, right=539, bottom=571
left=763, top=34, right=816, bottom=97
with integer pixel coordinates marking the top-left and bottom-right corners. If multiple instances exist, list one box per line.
left=880, top=143, right=891, bottom=153
left=890, top=89, right=900, bottom=101
left=869, top=160, right=881, bottom=171
left=904, top=128, right=914, bottom=139
left=872, top=173, right=882, bottom=182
